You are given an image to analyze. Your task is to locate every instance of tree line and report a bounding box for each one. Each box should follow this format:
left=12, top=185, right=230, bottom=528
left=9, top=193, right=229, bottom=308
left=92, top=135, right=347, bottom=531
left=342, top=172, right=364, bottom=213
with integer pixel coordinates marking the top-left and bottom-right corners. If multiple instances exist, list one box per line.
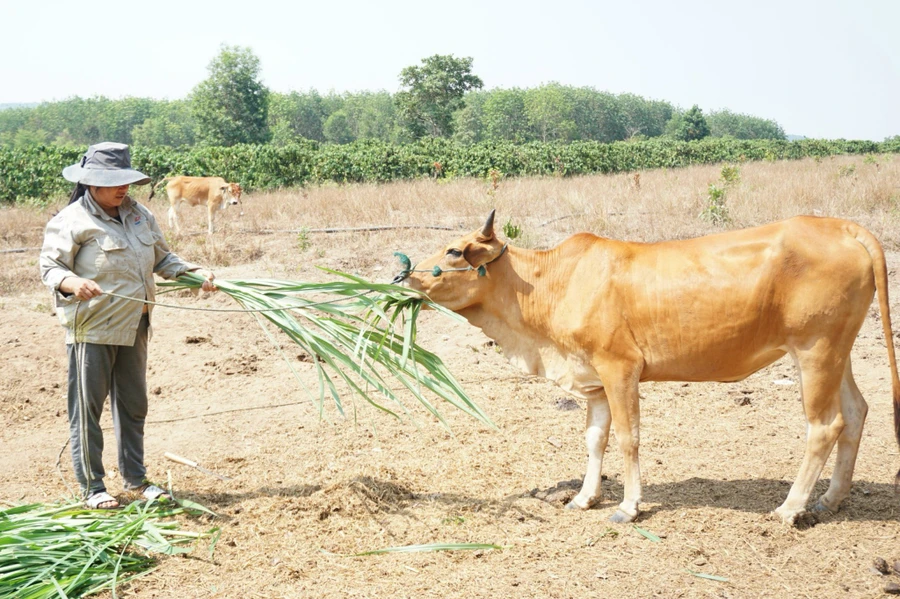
left=1, top=48, right=788, bottom=150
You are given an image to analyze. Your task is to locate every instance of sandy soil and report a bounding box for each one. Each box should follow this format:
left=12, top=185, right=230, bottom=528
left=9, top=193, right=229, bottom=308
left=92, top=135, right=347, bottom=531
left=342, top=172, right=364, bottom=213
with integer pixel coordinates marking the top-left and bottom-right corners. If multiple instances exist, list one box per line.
left=2, top=167, right=900, bottom=598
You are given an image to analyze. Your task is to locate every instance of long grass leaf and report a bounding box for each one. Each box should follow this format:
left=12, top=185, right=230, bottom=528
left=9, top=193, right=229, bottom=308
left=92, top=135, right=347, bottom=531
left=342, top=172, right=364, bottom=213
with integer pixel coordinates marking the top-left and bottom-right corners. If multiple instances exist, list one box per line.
left=632, top=525, right=661, bottom=542
left=684, top=569, right=730, bottom=582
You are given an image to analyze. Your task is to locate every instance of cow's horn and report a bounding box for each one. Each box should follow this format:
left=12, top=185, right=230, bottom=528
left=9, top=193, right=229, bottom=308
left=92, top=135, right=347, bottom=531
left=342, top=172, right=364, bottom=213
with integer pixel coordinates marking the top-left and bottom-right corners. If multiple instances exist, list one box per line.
left=481, top=209, right=496, bottom=238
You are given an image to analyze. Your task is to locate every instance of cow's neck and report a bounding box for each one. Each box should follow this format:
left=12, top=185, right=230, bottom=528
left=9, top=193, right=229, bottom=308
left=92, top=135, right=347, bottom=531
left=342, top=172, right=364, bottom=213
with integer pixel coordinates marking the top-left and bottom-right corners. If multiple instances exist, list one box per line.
left=459, top=242, right=593, bottom=383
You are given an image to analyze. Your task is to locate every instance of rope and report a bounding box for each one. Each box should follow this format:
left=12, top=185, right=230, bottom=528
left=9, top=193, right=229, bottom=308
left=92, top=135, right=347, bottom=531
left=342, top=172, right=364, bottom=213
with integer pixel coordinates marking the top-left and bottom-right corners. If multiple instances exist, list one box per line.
left=98, top=289, right=376, bottom=312
left=2, top=225, right=464, bottom=254
left=392, top=244, right=509, bottom=281
left=52, top=370, right=531, bottom=491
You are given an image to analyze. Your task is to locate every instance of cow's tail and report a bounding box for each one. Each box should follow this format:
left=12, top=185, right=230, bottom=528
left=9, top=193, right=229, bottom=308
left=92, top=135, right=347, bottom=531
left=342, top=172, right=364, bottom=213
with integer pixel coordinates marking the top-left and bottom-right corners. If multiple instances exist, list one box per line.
left=853, top=223, right=900, bottom=487
left=148, top=177, right=170, bottom=201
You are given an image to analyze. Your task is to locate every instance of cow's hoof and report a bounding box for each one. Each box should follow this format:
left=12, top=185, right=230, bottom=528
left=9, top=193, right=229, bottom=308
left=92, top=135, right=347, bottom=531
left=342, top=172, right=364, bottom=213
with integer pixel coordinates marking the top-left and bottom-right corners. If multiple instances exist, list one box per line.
left=609, top=509, right=636, bottom=524
left=774, top=507, right=818, bottom=529
left=565, top=497, right=590, bottom=510
left=811, top=500, right=835, bottom=515
left=772, top=506, right=798, bottom=525
left=792, top=510, right=819, bottom=529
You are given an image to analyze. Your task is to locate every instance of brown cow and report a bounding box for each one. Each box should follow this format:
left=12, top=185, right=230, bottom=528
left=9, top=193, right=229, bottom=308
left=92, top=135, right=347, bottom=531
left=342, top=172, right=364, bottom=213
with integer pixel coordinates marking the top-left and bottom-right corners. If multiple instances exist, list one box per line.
left=149, top=176, right=242, bottom=234
left=400, top=211, right=900, bottom=526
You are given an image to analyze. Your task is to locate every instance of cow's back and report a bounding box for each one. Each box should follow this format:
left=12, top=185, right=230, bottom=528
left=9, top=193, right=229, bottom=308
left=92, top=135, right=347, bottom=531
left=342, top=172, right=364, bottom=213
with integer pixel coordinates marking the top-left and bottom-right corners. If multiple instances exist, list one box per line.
left=166, top=176, right=225, bottom=204
left=600, top=216, right=876, bottom=381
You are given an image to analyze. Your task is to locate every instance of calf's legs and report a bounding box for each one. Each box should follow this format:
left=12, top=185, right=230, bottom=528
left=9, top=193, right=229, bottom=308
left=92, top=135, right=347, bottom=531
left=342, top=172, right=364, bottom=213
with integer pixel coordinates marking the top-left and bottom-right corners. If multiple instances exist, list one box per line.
left=167, top=203, right=182, bottom=235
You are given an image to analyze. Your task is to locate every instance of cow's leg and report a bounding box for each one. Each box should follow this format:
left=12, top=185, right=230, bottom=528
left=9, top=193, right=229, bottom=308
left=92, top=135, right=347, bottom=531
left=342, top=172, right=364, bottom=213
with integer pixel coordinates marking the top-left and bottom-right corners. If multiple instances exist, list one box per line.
left=813, top=360, right=867, bottom=514
left=774, top=349, right=845, bottom=525
left=603, top=372, right=642, bottom=523
left=567, top=391, right=612, bottom=510
left=168, top=203, right=181, bottom=235
left=207, top=203, right=216, bottom=235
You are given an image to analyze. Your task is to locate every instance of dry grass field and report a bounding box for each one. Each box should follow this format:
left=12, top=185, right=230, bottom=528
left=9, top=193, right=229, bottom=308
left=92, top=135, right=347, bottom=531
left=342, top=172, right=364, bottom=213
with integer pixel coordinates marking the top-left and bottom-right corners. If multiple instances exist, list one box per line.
left=2, top=154, right=900, bottom=598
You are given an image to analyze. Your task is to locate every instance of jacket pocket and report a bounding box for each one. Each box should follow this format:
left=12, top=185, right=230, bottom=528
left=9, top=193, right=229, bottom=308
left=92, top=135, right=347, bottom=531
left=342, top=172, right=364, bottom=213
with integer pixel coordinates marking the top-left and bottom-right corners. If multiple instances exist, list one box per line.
left=136, top=229, right=158, bottom=245
left=135, top=229, right=160, bottom=271
left=95, top=235, right=130, bottom=273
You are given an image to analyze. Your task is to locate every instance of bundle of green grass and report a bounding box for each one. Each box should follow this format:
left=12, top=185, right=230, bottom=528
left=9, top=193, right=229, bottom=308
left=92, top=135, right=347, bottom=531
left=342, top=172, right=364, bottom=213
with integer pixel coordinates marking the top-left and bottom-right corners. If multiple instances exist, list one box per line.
left=158, top=270, right=493, bottom=428
left=0, top=500, right=217, bottom=599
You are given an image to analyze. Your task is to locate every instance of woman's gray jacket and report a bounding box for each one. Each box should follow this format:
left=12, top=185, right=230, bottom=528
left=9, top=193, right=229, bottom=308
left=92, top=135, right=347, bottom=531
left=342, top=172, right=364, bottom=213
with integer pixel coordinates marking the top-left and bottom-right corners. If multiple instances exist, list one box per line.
left=40, top=191, right=199, bottom=345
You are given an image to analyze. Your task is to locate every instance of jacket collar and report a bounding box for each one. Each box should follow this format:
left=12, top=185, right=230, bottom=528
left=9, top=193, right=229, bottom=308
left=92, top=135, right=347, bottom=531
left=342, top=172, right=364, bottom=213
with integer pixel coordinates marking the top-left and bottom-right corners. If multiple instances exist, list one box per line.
left=82, top=189, right=135, bottom=222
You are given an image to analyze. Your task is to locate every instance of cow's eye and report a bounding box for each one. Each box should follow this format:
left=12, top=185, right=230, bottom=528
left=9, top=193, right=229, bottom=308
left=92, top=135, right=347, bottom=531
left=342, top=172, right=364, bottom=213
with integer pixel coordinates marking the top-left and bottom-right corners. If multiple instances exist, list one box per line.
left=446, top=249, right=463, bottom=258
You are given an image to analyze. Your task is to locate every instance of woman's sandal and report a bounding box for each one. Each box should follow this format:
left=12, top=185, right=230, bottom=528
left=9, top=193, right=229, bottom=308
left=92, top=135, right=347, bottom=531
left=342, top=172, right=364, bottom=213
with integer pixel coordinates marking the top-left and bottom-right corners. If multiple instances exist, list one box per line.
left=136, top=483, right=173, bottom=502
left=85, top=491, right=121, bottom=510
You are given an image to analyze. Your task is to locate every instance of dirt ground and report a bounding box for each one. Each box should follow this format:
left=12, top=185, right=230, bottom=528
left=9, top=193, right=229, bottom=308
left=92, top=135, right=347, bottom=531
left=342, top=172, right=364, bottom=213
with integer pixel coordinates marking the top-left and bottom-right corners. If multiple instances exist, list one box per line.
left=2, top=160, right=900, bottom=598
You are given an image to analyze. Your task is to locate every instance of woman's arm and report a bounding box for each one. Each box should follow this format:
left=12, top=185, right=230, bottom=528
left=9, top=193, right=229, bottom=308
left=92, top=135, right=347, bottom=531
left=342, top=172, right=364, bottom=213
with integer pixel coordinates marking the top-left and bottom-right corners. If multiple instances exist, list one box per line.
left=40, top=216, right=82, bottom=298
left=144, top=209, right=217, bottom=291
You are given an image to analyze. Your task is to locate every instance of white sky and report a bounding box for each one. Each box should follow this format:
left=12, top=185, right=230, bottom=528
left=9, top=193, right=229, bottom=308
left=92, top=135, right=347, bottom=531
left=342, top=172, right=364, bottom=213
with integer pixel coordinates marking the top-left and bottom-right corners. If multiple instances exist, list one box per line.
left=3, top=0, right=898, bottom=140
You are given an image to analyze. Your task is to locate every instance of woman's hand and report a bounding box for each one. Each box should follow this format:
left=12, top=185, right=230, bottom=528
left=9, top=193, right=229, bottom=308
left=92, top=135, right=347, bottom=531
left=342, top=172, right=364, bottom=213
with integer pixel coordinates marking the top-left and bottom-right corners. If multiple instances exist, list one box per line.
left=59, top=277, right=103, bottom=301
left=196, top=269, right=218, bottom=292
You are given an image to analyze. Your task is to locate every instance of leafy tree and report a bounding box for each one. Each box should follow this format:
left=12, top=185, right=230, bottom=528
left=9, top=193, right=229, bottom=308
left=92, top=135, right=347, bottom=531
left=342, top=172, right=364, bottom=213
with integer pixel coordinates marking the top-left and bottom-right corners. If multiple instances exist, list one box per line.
left=191, top=45, right=270, bottom=146
left=269, top=90, right=328, bottom=144
left=482, top=88, right=530, bottom=143
left=342, top=92, right=399, bottom=142
left=707, top=109, right=785, bottom=140
left=524, top=83, right=575, bottom=142
left=395, top=54, right=483, bottom=139
left=617, top=93, right=673, bottom=138
left=12, top=128, right=53, bottom=148
left=569, top=87, right=625, bottom=142
left=667, top=105, right=710, bottom=141
left=101, top=97, right=155, bottom=144
left=132, top=100, right=196, bottom=147
left=323, top=110, right=355, bottom=144
left=0, top=107, right=31, bottom=146
left=452, top=91, right=488, bottom=144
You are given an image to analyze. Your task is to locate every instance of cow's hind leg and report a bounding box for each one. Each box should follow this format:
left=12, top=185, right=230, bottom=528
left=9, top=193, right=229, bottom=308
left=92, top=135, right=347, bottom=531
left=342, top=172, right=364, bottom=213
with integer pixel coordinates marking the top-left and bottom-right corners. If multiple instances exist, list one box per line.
left=813, top=360, right=867, bottom=514
left=567, top=391, right=612, bottom=510
left=774, top=349, right=846, bottom=525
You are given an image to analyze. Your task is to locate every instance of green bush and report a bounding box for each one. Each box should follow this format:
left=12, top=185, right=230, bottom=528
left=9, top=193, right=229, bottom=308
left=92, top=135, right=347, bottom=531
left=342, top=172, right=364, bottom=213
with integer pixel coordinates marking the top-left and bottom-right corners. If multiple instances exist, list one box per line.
left=1, top=138, right=895, bottom=204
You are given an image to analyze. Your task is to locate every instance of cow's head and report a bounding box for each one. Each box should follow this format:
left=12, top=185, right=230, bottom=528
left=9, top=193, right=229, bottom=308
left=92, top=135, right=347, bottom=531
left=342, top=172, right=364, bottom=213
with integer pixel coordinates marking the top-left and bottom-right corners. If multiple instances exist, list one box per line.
left=221, top=182, right=242, bottom=206
left=229, top=182, right=243, bottom=202
left=219, top=182, right=243, bottom=216
left=401, top=210, right=507, bottom=312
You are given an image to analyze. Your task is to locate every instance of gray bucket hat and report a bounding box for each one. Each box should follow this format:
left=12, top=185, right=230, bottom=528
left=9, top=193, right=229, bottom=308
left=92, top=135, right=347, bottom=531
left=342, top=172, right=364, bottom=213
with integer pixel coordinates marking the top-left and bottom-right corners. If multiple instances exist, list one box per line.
left=62, top=142, right=151, bottom=186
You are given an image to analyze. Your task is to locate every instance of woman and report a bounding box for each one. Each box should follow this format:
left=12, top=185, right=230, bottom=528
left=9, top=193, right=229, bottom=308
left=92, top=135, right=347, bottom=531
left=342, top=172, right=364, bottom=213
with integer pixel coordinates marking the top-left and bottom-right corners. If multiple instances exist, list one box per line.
left=40, top=142, right=218, bottom=509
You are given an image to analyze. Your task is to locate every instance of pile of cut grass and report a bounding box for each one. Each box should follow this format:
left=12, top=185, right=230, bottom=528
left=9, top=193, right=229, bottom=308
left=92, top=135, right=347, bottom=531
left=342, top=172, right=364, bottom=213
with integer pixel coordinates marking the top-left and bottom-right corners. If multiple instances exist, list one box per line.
left=0, top=499, right=217, bottom=599
left=158, top=270, right=494, bottom=428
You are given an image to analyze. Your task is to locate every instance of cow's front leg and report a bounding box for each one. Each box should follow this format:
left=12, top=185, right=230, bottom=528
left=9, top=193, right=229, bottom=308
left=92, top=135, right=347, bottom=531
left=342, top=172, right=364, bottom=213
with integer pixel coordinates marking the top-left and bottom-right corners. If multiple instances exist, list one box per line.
left=604, top=370, right=643, bottom=523
left=566, top=391, right=611, bottom=510
left=207, top=203, right=216, bottom=235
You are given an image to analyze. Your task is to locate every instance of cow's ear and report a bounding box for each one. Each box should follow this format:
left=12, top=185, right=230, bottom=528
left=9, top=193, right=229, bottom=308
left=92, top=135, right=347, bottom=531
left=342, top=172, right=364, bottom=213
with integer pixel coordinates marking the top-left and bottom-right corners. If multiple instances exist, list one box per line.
left=221, top=185, right=229, bottom=192
left=479, top=209, right=496, bottom=240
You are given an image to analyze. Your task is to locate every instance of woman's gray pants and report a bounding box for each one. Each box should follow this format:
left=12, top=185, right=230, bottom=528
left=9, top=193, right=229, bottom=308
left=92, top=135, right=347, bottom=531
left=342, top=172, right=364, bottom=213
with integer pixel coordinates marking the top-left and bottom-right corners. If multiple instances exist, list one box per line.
left=67, top=315, right=149, bottom=496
